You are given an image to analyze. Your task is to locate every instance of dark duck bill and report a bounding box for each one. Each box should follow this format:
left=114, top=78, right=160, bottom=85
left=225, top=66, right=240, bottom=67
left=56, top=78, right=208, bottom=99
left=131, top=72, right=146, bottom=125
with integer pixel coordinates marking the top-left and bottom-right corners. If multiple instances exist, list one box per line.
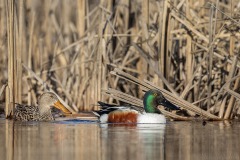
left=143, top=89, right=180, bottom=113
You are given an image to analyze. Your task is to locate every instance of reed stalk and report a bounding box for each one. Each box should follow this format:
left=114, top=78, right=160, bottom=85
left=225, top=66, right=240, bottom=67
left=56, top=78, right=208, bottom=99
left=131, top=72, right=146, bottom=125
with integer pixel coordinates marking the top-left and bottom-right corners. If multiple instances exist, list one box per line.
left=5, top=0, right=15, bottom=117
left=207, top=5, right=214, bottom=110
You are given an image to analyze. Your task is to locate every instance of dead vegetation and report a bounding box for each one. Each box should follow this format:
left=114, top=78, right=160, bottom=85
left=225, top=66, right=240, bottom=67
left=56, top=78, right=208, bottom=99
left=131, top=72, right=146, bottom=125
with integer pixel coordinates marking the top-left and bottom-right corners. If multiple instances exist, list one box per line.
left=1, top=0, right=240, bottom=120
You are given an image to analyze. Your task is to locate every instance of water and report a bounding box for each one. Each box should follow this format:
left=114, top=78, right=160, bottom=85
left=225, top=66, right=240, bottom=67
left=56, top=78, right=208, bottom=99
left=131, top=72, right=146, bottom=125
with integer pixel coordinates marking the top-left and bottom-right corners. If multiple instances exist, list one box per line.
left=0, top=119, right=239, bottom=160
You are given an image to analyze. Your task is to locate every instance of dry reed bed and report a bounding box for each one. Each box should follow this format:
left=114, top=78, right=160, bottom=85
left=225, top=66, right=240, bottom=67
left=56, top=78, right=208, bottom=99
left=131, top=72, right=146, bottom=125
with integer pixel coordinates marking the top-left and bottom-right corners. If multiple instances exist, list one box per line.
left=1, top=0, right=240, bottom=120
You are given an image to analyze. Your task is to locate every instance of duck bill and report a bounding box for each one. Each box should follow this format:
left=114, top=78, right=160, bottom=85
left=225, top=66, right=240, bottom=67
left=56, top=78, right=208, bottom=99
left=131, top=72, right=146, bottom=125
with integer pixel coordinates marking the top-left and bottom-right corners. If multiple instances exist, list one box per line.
left=161, top=99, right=180, bottom=110
left=54, top=100, right=72, bottom=114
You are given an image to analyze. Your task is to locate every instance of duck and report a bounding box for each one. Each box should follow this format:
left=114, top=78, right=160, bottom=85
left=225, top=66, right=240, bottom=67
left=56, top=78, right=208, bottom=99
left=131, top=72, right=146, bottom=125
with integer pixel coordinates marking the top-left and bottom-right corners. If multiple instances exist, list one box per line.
left=93, top=89, right=180, bottom=124
left=14, top=92, right=72, bottom=121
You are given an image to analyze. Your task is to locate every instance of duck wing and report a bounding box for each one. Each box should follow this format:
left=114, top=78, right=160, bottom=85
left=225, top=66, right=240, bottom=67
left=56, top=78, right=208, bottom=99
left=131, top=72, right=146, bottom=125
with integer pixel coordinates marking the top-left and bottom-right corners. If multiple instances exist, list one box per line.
left=14, top=104, right=40, bottom=121
left=93, top=101, right=144, bottom=117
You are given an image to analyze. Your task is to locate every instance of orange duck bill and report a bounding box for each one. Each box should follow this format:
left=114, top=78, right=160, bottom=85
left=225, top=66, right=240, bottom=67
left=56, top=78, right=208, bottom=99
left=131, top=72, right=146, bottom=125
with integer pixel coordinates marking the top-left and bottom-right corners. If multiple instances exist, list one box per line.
left=53, top=100, right=72, bottom=114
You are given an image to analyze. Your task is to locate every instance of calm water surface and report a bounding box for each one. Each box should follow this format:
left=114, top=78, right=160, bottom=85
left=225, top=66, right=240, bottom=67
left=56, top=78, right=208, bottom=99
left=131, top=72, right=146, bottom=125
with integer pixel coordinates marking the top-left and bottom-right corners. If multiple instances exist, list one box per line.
left=0, top=119, right=239, bottom=160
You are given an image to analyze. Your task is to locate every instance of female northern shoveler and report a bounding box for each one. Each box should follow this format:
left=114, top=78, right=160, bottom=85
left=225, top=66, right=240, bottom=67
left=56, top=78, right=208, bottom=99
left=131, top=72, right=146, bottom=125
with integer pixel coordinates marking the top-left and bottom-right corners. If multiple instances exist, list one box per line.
left=93, top=89, right=180, bottom=124
left=14, top=92, right=71, bottom=121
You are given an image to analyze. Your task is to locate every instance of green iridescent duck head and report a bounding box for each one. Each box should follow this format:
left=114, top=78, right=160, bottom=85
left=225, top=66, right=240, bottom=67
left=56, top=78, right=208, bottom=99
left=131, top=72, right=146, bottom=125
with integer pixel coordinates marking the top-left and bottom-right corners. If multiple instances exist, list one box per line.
left=143, top=89, right=180, bottom=113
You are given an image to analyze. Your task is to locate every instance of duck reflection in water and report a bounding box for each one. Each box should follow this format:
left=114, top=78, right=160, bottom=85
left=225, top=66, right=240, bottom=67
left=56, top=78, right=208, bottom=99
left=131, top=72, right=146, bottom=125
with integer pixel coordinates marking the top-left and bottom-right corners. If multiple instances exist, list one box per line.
left=99, top=123, right=166, bottom=160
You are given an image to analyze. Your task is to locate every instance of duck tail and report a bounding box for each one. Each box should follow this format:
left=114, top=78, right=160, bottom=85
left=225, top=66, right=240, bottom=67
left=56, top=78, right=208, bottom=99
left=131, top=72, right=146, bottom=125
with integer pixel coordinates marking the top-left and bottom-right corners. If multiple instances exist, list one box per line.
left=92, top=111, right=100, bottom=117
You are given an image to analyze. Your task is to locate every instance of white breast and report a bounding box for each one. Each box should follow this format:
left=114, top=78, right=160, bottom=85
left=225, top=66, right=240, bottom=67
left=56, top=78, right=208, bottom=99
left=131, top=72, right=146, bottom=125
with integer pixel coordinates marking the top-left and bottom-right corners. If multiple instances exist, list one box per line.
left=137, top=113, right=166, bottom=124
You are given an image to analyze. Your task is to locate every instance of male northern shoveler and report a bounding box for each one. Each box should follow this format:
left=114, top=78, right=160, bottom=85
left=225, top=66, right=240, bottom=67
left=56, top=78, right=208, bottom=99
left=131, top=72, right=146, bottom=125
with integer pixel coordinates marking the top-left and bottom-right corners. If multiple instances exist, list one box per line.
left=14, top=92, right=71, bottom=121
left=93, top=89, right=180, bottom=124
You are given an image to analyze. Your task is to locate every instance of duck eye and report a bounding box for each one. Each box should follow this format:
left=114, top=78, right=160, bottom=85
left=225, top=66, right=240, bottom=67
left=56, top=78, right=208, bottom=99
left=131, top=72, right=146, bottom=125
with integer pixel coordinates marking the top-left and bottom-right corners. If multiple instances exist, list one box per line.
left=153, top=93, right=157, bottom=96
left=50, top=95, right=54, bottom=98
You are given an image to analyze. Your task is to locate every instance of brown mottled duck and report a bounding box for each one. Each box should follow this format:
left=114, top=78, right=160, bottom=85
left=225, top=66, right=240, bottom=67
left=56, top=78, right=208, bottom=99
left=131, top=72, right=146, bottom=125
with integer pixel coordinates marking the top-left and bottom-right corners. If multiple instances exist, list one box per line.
left=14, top=92, right=71, bottom=121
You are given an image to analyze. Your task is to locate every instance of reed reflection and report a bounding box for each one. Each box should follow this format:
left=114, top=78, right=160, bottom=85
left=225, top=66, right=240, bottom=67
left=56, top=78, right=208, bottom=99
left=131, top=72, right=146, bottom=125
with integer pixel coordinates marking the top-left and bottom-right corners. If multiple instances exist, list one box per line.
left=165, top=121, right=240, bottom=160
left=4, top=121, right=101, bottom=160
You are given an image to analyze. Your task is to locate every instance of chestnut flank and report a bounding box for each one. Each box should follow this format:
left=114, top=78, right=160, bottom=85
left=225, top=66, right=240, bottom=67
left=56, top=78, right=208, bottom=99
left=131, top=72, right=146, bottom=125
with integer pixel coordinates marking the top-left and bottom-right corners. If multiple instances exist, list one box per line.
left=108, top=111, right=138, bottom=123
